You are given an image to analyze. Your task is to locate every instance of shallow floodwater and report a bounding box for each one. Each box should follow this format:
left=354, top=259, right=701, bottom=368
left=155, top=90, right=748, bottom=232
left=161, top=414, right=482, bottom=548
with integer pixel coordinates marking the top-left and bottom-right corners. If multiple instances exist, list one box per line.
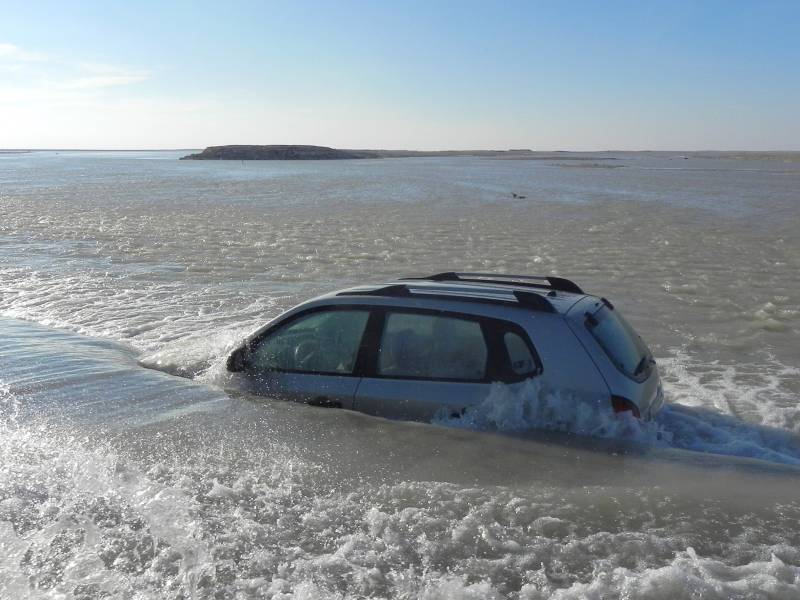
left=1, top=151, right=799, bottom=598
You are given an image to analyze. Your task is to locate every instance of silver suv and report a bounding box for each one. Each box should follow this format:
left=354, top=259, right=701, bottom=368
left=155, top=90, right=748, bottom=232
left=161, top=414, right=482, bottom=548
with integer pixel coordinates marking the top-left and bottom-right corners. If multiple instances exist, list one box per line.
left=227, top=272, right=664, bottom=422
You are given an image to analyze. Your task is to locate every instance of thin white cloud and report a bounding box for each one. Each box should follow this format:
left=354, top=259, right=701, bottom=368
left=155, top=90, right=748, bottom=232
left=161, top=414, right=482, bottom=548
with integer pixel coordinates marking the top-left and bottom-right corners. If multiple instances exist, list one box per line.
left=62, top=73, right=149, bottom=90
left=0, top=41, right=149, bottom=100
left=79, top=61, right=139, bottom=74
left=0, top=42, right=46, bottom=62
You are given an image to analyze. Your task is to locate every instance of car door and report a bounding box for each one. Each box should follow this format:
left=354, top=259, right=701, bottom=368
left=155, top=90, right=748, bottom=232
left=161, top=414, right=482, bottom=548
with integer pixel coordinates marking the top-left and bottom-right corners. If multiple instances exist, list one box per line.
left=354, top=309, right=542, bottom=421
left=242, top=307, right=371, bottom=409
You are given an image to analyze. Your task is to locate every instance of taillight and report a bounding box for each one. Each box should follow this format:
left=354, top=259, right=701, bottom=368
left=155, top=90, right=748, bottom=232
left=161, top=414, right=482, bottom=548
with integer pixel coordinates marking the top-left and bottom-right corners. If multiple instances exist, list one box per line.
left=611, top=395, right=641, bottom=419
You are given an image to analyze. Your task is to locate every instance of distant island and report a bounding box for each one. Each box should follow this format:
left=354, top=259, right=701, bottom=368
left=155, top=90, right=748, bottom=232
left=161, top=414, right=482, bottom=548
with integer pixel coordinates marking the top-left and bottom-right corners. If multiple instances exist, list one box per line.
left=180, top=145, right=547, bottom=160
left=180, top=145, right=378, bottom=160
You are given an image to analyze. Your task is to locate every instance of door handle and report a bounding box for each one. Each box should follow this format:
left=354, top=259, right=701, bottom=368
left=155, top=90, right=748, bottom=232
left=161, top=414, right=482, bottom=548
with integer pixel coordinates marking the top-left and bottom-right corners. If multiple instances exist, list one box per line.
left=308, top=396, right=342, bottom=409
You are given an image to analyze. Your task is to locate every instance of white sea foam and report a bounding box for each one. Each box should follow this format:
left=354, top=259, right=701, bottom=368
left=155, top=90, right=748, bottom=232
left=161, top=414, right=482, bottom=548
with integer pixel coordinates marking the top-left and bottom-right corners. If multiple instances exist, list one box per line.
left=540, top=550, right=800, bottom=600
left=434, top=363, right=800, bottom=465
left=3, top=413, right=799, bottom=599
left=137, top=325, right=254, bottom=379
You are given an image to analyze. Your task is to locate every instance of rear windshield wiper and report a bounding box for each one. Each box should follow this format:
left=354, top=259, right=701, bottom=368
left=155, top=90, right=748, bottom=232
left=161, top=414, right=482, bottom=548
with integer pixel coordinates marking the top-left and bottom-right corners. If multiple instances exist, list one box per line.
left=633, top=355, right=655, bottom=376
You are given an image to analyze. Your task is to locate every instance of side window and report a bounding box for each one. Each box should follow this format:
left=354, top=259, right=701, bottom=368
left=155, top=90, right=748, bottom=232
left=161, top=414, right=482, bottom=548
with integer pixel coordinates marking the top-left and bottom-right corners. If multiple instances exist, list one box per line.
left=503, top=331, right=538, bottom=377
left=249, top=309, right=369, bottom=375
left=377, top=312, right=488, bottom=381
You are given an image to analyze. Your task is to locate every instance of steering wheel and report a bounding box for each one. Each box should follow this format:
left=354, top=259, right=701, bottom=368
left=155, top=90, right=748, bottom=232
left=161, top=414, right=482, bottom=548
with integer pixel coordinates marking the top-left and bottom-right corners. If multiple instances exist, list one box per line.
left=293, top=340, right=319, bottom=370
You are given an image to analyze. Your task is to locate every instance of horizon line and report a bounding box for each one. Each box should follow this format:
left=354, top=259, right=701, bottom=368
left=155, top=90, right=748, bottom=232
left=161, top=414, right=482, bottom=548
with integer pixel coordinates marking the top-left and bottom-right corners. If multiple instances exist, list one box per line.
left=3, top=147, right=800, bottom=153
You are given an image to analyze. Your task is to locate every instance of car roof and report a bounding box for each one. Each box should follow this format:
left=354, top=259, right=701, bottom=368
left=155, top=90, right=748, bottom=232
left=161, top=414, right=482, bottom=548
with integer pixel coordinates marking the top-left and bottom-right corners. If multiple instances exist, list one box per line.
left=328, top=273, right=591, bottom=316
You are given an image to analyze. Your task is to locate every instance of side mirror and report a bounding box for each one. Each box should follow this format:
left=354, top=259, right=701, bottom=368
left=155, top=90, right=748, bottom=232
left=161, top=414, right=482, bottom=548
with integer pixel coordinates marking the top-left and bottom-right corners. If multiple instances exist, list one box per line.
left=226, top=345, right=250, bottom=372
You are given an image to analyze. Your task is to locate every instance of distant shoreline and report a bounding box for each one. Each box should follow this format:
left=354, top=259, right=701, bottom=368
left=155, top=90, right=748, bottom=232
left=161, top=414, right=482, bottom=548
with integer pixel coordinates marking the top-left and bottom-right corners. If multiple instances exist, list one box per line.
left=180, top=145, right=800, bottom=162
left=0, top=149, right=198, bottom=152
left=3, top=147, right=800, bottom=162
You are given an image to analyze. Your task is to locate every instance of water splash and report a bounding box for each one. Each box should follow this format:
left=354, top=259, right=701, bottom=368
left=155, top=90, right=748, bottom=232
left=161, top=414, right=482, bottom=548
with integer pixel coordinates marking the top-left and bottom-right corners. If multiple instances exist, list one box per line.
left=434, top=376, right=800, bottom=466
left=433, top=378, right=666, bottom=444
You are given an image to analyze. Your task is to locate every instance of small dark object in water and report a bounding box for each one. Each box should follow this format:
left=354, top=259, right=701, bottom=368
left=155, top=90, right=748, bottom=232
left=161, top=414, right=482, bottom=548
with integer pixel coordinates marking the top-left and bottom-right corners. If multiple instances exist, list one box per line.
left=512, top=192, right=527, bottom=199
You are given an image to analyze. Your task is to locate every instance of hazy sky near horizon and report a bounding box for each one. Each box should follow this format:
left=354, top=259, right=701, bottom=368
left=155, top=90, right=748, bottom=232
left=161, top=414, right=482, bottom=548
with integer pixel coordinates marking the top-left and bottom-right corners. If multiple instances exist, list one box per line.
left=1, top=0, right=798, bottom=150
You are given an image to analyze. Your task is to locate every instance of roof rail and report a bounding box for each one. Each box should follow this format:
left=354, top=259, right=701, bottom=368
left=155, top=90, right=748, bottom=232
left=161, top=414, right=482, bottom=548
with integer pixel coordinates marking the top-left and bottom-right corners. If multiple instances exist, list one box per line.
left=340, top=284, right=410, bottom=298
left=337, top=283, right=556, bottom=313
left=401, top=272, right=584, bottom=294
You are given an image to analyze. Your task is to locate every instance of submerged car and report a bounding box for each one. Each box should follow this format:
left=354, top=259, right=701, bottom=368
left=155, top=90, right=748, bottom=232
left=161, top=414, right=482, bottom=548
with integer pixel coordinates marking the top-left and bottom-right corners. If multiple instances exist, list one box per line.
left=227, top=272, right=664, bottom=421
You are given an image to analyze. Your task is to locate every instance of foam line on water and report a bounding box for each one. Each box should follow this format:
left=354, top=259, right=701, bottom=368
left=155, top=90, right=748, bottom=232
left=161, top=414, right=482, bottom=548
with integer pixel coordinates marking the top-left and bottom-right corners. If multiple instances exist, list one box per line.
left=658, top=349, right=800, bottom=432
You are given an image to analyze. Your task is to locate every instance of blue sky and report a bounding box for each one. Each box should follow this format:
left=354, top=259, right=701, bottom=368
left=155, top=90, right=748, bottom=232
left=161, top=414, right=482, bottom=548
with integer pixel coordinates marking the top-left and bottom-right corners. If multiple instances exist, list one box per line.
left=1, top=0, right=798, bottom=149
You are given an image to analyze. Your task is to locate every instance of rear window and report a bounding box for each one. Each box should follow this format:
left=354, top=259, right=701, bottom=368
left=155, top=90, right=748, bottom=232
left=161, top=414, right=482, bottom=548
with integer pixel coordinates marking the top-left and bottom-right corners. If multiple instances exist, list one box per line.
left=585, top=305, right=652, bottom=380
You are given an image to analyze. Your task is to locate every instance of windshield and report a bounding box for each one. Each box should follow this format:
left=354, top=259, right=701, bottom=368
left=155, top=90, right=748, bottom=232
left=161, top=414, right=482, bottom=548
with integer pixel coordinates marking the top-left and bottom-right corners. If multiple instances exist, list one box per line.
left=586, top=305, right=652, bottom=380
